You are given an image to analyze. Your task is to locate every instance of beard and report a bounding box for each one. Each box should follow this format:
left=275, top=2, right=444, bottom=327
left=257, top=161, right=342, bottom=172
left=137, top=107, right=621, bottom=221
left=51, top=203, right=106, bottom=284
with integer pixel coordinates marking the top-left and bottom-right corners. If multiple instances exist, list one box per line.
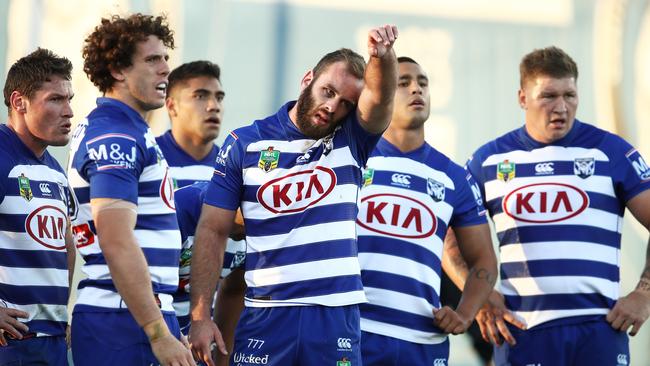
left=295, top=83, right=339, bottom=139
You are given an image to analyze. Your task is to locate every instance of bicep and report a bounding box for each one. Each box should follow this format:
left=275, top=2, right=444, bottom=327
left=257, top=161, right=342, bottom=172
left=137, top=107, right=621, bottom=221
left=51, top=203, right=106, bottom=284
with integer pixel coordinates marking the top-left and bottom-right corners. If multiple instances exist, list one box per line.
left=626, top=189, right=650, bottom=230
left=90, top=198, right=138, bottom=236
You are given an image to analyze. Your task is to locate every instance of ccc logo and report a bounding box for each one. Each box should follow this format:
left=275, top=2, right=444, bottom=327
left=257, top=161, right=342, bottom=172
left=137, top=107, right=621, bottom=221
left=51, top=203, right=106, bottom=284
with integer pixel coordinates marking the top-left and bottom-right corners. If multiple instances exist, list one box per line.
left=534, top=162, right=554, bottom=174
left=391, top=173, right=411, bottom=186
left=433, top=359, right=447, bottom=366
left=39, top=183, right=52, bottom=194
left=337, top=338, right=351, bottom=349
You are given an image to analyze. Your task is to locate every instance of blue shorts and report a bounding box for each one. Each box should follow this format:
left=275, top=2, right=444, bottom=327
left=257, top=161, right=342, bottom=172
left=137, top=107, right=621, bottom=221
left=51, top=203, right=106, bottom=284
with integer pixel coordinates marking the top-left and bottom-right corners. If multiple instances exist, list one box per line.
left=231, top=305, right=361, bottom=366
left=493, top=318, right=629, bottom=366
left=0, top=335, right=67, bottom=365
left=361, top=331, right=449, bottom=366
left=71, top=311, right=181, bottom=366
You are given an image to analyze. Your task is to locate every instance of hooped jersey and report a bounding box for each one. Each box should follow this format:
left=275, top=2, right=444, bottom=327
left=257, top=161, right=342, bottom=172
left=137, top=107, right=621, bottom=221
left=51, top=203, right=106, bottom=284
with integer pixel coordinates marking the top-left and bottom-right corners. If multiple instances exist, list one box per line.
left=357, top=138, right=487, bottom=344
left=0, top=124, right=72, bottom=337
left=68, top=98, right=181, bottom=314
left=205, top=101, right=381, bottom=307
left=467, top=120, right=650, bottom=329
left=156, top=130, right=219, bottom=189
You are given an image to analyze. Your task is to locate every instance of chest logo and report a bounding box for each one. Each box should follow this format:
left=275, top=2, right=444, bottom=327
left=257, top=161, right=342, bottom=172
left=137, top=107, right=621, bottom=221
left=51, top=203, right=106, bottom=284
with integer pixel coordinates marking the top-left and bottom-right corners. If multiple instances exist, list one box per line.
left=258, top=147, right=280, bottom=172
left=362, top=168, right=374, bottom=187
left=574, top=157, right=595, bottom=179
left=257, top=166, right=336, bottom=214
left=427, top=178, right=446, bottom=202
left=502, top=182, right=589, bottom=223
left=18, top=173, right=33, bottom=201
left=357, top=193, right=437, bottom=239
left=496, top=160, right=516, bottom=182
left=25, top=205, right=67, bottom=250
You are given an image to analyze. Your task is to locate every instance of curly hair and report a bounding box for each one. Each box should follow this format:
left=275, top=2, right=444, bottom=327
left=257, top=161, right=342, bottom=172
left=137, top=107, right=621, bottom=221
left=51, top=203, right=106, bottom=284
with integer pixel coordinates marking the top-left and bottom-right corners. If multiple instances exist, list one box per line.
left=82, top=13, right=175, bottom=93
left=4, top=48, right=72, bottom=112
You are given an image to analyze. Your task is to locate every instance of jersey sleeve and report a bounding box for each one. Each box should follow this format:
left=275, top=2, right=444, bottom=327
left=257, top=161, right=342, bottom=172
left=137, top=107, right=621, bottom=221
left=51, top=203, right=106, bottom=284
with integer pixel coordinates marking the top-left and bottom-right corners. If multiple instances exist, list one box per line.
left=607, top=134, right=650, bottom=202
left=82, top=128, right=145, bottom=204
left=449, top=163, right=488, bottom=227
left=342, top=113, right=383, bottom=167
left=204, top=131, right=244, bottom=210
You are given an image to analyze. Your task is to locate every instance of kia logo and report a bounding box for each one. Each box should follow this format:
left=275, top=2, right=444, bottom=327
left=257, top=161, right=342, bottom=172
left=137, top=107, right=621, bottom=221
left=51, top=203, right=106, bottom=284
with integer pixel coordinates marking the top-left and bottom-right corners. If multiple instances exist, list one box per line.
left=257, top=166, right=336, bottom=214
left=357, top=193, right=436, bottom=239
left=502, top=183, right=589, bottom=223
left=25, top=205, right=67, bottom=250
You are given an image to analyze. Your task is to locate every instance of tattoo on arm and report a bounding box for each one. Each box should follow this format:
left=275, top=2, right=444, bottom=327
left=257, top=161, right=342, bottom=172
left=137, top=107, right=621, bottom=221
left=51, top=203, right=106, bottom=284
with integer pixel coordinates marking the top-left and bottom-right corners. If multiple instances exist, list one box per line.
left=637, top=266, right=650, bottom=292
left=471, top=268, right=496, bottom=287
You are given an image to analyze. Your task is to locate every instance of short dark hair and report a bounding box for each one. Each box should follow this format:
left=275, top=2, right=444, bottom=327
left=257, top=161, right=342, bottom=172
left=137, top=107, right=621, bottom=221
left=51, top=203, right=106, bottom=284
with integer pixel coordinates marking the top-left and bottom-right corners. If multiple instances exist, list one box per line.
left=3, top=48, right=72, bottom=112
left=82, top=13, right=175, bottom=93
left=397, top=56, right=419, bottom=65
left=520, top=46, right=578, bottom=88
left=312, top=48, right=365, bottom=82
left=167, top=60, right=221, bottom=96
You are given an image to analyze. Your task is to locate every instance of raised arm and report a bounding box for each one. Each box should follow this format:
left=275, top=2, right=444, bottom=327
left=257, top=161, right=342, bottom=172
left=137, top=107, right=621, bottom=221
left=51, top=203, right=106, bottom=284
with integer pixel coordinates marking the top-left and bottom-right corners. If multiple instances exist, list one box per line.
left=189, top=204, right=235, bottom=366
left=607, top=189, right=650, bottom=336
left=356, top=25, right=399, bottom=134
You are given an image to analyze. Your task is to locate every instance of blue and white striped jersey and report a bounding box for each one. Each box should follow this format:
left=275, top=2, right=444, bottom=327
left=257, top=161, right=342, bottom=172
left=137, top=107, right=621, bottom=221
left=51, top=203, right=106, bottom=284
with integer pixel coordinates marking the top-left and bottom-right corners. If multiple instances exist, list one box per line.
left=357, top=138, right=487, bottom=344
left=467, top=120, right=650, bottom=329
left=205, top=101, right=381, bottom=307
left=0, top=124, right=72, bottom=337
left=173, top=182, right=245, bottom=330
left=156, top=130, right=219, bottom=189
left=68, top=98, right=181, bottom=314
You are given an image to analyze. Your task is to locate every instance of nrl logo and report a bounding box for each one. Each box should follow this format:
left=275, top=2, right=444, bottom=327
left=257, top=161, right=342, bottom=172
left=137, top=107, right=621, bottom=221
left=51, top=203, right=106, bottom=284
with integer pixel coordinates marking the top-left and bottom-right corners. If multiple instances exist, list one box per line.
left=427, top=178, right=445, bottom=202
left=573, top=157, right=594, bottom=179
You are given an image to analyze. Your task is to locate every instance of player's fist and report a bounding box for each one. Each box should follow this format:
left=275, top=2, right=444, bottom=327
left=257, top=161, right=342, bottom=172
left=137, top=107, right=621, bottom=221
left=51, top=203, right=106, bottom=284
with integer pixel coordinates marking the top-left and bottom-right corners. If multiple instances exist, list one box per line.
left=367, top=25, right=398, bottom=58
left=433, top=306, right=472, bottom=335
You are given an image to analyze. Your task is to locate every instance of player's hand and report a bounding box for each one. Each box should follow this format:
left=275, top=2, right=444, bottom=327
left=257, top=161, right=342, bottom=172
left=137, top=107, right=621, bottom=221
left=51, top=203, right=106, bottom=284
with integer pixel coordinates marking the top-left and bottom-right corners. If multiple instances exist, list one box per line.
left=475, top=290, right=526, bottom=346
left=189, top=319, right=227, bottom=366
left=607, top=289, right=650, bottom=336
left=367, top=24, right=398, bottom=58
left=150, top=334, right=195, bottom=366
left=433, top=306, right=472, bottom=335
left=0, top=307, right=29, bottom=346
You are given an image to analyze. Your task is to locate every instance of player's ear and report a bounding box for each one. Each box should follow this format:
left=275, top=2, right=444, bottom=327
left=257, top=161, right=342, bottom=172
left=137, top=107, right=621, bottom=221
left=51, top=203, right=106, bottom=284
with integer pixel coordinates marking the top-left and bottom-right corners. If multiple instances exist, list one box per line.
left=10, top=91, right=28, bottom=114
left=166, top=96, right=177, bottom=117
left=518, top=88, right=527, bottom=110
left=300, top=69, right=314, bottom=91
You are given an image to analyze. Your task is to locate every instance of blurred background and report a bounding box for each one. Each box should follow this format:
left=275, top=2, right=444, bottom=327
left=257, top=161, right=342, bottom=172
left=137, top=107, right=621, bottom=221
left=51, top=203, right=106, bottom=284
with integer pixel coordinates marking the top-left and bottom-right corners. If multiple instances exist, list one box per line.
left=1, top=0, right=649, bottom=364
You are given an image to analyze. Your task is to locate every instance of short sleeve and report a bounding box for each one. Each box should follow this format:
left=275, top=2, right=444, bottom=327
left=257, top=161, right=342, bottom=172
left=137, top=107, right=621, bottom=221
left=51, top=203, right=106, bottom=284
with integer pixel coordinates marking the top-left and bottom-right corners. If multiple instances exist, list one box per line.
left=204, top=132, right=244, bottom=210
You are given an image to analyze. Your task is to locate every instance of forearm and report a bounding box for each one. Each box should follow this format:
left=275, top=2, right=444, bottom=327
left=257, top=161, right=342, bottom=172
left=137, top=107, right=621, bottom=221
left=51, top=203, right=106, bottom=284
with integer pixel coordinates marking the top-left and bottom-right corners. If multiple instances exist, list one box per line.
left=635, top=239, right=650, bottom=294
left=102, top=236, right=162, bottom=326
left=190, top=205, right=233, bottom=321
left=456, top=257, right=497, bottom=318
left=359, top=50, right=398, bottom=134
left=65, top=226, right=76, bottom=290
left=214, top=269, right=246, bottom=358
left=441, top=228, right=470, bottom=290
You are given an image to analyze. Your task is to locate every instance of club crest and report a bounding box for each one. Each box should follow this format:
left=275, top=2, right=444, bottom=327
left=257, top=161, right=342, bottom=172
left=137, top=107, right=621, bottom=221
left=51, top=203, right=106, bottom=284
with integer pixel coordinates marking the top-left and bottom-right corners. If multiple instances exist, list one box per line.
left=427, top=178, right=446, bottom=202
left=573, top=157, right=595, bottom=179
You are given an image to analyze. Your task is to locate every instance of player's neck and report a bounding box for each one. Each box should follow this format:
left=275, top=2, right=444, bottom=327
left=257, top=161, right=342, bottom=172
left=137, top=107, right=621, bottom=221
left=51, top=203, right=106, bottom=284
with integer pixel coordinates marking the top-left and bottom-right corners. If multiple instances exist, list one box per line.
left=171, top=130, right=213, bottom=161
left=382, top=125, right=424, bottom=153
left=7, top=120, right=47, bottom=158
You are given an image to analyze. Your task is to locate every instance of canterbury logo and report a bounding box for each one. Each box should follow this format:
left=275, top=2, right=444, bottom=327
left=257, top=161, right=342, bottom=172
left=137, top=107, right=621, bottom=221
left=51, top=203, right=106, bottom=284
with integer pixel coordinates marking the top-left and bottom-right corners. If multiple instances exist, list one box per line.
left=336, top=338, right=352, bottom=349
left=534, top=162, right=554, bottom=175
left=391, top=173, right=411, bottom=186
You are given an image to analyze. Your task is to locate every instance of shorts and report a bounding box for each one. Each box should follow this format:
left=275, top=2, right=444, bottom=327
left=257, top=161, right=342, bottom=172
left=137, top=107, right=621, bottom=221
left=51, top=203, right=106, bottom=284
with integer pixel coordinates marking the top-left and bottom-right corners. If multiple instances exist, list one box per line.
left=493, top=318, right=629, bottom=366
left=231, top=305, right=361, bottom=366
left=0, top=335, right=67, bottom=366
left=71, top=311, right=181, bottom=366
left=361, top=330, right=449, bottom=365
